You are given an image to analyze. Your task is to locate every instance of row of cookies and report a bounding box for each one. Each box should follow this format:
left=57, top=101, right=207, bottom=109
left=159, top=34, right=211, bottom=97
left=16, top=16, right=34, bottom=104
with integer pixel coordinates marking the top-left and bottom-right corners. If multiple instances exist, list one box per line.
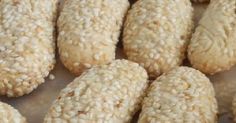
left=0, top=0, right=220, bottom=97
left=1, top=0, right=236, bottom=122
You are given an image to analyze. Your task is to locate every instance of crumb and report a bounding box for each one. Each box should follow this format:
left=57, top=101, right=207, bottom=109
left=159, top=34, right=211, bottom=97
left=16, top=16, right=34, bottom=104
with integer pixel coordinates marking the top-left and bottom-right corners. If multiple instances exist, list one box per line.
left=49, top=74, right=55, bottom=80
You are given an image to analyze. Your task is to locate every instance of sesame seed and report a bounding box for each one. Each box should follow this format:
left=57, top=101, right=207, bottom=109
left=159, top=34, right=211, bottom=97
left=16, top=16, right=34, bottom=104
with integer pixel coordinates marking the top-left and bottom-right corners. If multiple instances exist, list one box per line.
left=67, top=40, right=73, bottom=44
left=49, top=74, right=55, bottom=80
left=93, top=54, right=100, bottom=60
left=84, top=63, right=91, bottom=68
left=0, top=46, right=6, bottom=51
left=73, top=62, right=80, bottom=67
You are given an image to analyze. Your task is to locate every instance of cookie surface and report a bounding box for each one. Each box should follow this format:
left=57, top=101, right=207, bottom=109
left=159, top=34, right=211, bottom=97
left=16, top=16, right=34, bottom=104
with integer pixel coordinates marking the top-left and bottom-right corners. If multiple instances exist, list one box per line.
left=188, top=0, right=236, bottom=74
left=0, top=0, right=58, bottom=97
left=44, top=60, right=148, bottom=123
left=0, top=101, right=27, bottom=123
left=123, top=0, right=193, bottom=77
left=58, top=0, right=130, bottom=75
left=138, top=67, right=218, bottom=123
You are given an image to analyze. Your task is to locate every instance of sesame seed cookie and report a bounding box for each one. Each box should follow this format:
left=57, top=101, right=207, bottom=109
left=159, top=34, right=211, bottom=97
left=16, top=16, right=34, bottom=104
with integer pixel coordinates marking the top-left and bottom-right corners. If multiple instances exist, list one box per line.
left=138, top=67, right=218, bottom=123
left=58, top=0, right=130, bottom=75
left=44, top=60, right=148, bottom=123
left=188, top=0, right=236, bottom=74
left=0, top=0, right=58, bottom=97
left=0, top=101, right=27, bottom=123
left=123, top=0, right=193, bottom=78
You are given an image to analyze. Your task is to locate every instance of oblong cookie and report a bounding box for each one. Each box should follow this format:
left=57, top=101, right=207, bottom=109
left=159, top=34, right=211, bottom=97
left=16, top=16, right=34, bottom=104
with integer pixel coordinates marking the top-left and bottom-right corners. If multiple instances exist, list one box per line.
left=58, top=0, right=130, bottom=75
left=138, top=67, right=218, bottom=123
left=188, top=0, right=236, bottom=74
left=0, top=0, right=58, bottom=97
left=123, top=0, right=193, bottom=77
left=0, top=101, right=27, bottom=123
left=44, top=60, right=148, bottom=123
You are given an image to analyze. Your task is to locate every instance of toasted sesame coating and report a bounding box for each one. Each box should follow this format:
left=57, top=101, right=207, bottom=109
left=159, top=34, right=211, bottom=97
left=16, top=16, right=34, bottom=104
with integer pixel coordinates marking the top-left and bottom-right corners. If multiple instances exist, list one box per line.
left=44, top=60, right=148, bottom=123
left=58, top=0, right=130, bottom=75
left=0, top=101, right=27, bottom=123
left=138, top=67, right=218, bottom=123
left=188, top=0, right=236, bottom=75
left=213, top=79, right=236, bottom=114
left=123, top=0, right=193, bottom=78
left=0, top=0, right=58, bottom=97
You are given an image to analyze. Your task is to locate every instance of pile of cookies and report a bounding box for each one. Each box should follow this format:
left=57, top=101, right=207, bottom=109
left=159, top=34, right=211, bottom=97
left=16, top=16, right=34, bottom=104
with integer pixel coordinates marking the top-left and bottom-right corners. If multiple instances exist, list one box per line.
left=1, top=0, right=236, bottom=122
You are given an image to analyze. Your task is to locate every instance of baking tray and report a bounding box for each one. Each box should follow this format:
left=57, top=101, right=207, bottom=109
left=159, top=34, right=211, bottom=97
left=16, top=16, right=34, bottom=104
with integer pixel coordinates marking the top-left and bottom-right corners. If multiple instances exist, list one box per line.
left=0, top=2, right=234, bottom=123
